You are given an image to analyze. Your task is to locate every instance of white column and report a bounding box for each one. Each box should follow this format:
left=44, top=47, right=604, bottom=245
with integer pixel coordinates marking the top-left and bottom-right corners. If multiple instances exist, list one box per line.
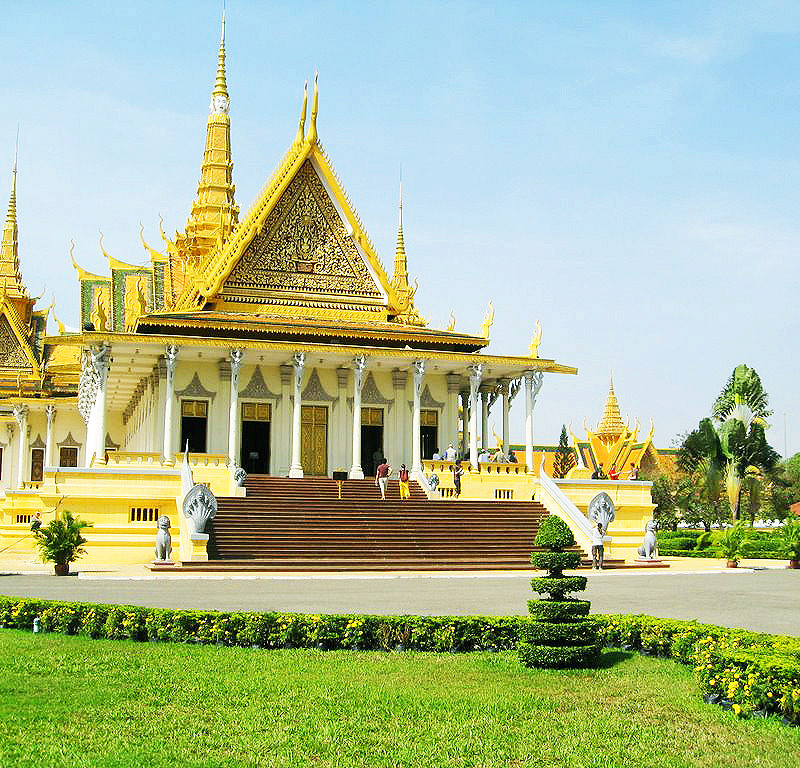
left=289, top=352, right=305, bottom=478
left=336, top=368, right=350, bottom=470
left=45, top=405, right=56, bottom=467
left=459, top=389, right=469, bottom=458
left=446, top=374, right=461, bottom=451
left=227, top=349, right=243, bottom=466
left=85, top=343, right=110, bottom=467
left=349, top=355, right=367, bottom=478
left=411, top=360, right=425, bottom=473
left=524, top=370, right=544, bottom=474
left=162, top=345, right=178, bottom=462
left=278, top=365, right=293, bottom=475
left=468, top=364, right=482, bottom=471
left=392, top=368, right=407, bottom=468
left=13, top=405, right=28, bottom=488
left=479, top=383, right=491, bottom=450
left=500, top=378, right=510, bottom=454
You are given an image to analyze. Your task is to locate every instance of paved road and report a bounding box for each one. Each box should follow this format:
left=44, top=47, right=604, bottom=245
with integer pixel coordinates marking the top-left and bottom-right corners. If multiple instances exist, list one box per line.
left=0, top=569, right=797, bottom=636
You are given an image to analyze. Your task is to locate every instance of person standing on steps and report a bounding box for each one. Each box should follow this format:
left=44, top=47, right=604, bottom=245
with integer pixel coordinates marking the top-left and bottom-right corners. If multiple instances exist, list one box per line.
left=398, top=464, right=410, bottom=500
left=375, top=458, right=391, bottom=501
left=452, top=459, right=464, bottom=498
left=591, top=522, right=605, bottom=570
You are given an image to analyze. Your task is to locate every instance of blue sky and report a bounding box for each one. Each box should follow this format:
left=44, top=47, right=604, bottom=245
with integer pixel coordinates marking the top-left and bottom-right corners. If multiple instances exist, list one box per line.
left=2, top=1, right=799, bottom=455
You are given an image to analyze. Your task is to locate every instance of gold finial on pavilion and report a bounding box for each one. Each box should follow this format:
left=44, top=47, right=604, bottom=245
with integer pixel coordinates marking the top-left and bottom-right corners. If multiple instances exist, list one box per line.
left=99, top=230, right=111, bottom=263
left=480, top=301, right=495, bottom=339
left=529, top=320, right=542, bottom=357
left=308, top=72, right=319, bottom=145
left=0, top=130, right=29, bottom=304
left=211, top=8, right=229, bottom=108
left=446, top=311, right=456, bottom=332
left=391, top=173, right=408, bottom=292
left=595, top=374, right=625, bottom=442
left=296, top=80, right=308, bottom=144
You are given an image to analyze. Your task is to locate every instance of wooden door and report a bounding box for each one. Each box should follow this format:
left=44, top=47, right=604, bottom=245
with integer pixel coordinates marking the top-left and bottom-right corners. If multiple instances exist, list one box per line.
left=301, top=405, right=328, bottom=476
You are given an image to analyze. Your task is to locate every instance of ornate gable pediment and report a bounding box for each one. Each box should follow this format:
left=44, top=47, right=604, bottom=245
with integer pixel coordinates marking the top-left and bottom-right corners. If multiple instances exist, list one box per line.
left=0, top=314, right=32, bottom=369
left=175, top=372, right=216, bottom=401
left=300, top=368, right=336, bottom=403
left=219, top=160, right=383, bottom=305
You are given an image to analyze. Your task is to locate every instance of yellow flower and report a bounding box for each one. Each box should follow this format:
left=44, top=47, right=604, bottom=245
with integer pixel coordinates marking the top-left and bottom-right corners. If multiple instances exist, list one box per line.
left=732, top=704, right=742, bottom=716
left=767, top=692, right=773, bottom=698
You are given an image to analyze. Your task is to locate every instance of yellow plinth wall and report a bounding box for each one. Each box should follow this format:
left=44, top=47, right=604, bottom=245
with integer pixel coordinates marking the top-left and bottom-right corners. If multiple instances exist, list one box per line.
left=423, top=460, right=654, bottom=562
left=0, top=452, right=238, bottom=566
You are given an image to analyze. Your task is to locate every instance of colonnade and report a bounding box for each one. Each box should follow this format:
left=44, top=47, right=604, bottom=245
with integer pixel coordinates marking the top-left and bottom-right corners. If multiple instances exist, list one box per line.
left=77, top=343, right=546, bottom=479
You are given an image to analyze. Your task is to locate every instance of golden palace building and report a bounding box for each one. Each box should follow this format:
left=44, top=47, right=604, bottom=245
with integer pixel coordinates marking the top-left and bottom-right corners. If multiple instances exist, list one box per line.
left=0, top=19, right=657, bottom=566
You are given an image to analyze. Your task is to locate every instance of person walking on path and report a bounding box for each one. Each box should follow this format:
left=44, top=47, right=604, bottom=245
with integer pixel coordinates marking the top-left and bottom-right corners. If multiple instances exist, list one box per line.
left=591, top=522, right=605, bottom=570
left=452, top=460, right=464, bottom=498
left=398, top=464, right=411, bottom=500
left=375, top=459, right=392, bottom=500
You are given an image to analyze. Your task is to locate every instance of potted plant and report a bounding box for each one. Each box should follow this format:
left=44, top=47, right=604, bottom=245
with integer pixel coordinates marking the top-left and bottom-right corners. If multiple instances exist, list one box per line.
left=32, top=509, right=92, bottom=575
left=718, top=522, right=750, bottom=568
left=778, top=519, right=800, bottom=569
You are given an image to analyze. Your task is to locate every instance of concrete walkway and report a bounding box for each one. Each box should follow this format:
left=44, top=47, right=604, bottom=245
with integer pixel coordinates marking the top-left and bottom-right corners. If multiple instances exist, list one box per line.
left=1, top=559, right=797, bottom=636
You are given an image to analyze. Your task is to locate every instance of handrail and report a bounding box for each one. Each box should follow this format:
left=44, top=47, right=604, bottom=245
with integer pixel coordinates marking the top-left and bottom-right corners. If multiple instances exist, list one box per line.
left=536, top=456, right=595, bottom=541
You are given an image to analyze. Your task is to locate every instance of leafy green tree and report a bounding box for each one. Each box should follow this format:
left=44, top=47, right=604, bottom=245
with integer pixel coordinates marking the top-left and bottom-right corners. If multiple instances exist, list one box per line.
left=678, top=364, right=780, bottom=520
left=648, top=474, right=679, bottom=531
left=552, top=425, right=576, bottom=479
left=764, top=453, right=800, bottom=521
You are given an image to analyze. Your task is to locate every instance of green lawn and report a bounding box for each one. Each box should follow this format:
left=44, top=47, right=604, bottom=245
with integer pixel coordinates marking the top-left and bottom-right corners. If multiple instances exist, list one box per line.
left=1, top=630, right=797, bottom=768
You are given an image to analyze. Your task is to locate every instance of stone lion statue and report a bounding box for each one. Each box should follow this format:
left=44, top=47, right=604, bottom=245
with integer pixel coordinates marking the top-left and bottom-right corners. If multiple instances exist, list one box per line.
left=588, top=492, right=616, bottom=535
left=637, top=519, right=658, bottom=560
left=154, top=515, right=172, bottom=562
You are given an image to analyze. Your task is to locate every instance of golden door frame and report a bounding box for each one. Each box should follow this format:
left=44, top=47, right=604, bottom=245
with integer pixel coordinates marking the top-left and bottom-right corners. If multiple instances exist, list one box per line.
left=301, top=404, right=328, bottom=476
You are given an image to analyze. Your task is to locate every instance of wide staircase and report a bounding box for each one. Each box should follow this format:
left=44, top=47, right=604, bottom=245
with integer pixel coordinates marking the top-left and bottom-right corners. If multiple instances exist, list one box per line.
left=179, top=475, right=589, bottom=571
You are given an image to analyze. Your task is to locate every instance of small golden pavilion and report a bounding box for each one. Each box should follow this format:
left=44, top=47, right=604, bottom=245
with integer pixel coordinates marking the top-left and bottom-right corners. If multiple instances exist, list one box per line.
left=0, top=16, right=578, bottom=493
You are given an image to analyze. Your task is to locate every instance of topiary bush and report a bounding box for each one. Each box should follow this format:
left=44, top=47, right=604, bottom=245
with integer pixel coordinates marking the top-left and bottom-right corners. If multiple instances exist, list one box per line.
left=519, top=516, right=601, bottom=669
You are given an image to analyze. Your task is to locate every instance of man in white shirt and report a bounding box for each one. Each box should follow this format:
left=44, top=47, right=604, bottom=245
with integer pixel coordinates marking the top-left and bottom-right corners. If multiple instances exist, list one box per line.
left=432, top=448, right=441, bottom=460
left=591, top=522, right=605, bottom=570
left=444, top=443, right=457, bottom=461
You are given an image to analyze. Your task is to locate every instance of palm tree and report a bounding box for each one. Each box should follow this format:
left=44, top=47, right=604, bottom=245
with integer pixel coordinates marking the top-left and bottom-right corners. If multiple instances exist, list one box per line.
left=679, top=365, right=779, bottom=521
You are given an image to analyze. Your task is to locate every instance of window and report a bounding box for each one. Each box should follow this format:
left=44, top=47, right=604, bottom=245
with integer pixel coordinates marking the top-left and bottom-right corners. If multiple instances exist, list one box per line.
left=59, top=447, right=78, bottom=468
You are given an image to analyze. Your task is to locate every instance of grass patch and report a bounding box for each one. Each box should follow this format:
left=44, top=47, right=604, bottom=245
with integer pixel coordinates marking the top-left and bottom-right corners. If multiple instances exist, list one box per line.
left=1, top=630, right=798, bottom=767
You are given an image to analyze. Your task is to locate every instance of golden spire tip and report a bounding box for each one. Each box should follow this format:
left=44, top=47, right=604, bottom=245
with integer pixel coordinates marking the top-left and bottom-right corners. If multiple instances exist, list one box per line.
left=308, top=72, right=319, bottom=144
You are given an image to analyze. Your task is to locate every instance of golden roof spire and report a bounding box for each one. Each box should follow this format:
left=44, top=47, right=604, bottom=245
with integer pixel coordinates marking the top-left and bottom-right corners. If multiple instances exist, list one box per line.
left=391, top=172, right=408, bottom=292
left=308, top=72, right=319, bottom=145
left=295, top=80, right=308, bottom=144
left=212, top=8, right=228, bottom=100
left=178, top=9, right=238, bottom=265
left=596, top=374, right=625, bottom=441
left=0, top=139, right=29, bottom=302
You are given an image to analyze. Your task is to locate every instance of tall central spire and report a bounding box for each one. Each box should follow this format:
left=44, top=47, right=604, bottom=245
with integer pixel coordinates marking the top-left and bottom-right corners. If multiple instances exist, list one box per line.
left=391, top=177, right=408, bottom=293
left=0, top=148, right=28, bottom=304
left=179, top=9, right=238, bottom=270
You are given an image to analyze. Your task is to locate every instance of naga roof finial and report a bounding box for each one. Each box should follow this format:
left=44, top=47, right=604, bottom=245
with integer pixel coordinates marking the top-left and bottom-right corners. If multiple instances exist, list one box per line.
left=308, top=71, right=319, bottom=145
left=296, top=80, right=308, bottom=144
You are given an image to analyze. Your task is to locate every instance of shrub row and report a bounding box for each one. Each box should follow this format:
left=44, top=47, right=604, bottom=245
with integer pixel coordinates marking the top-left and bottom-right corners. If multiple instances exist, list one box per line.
left=0, top=596, right=522, bottom=652
left=659, top=548, right=787, bottom=559
left=599, top=614, right=800, bottom=724
left=1, top=596, right=797, bottom=724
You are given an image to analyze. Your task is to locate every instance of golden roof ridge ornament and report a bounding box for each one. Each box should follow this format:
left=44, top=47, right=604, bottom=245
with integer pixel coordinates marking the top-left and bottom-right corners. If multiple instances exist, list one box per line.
left=480, top=301, right=494, bottom=339
left=595, top=373, right=625, bottom=441
left=529, top=320, right=542, bottom=358
left=295, top=80, right=308, bottom=145
left=308, top=72, right=319, bottom=145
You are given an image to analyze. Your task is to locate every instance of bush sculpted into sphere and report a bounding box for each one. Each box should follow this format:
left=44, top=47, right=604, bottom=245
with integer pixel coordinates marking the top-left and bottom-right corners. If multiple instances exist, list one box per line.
left=519, top=516, right=601, bottom=669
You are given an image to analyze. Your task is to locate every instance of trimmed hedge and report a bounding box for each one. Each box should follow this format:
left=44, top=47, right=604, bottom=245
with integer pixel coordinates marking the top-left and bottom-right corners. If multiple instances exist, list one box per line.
left=529, top=550, right=581, bottom=574
left=1, top=596, right=797, bottom=725
left=530, top=575, right=587, bottom=599
left=0, top=597, right=523, bottom=652
left=599, top=614, right=800, bottom=724
left=527, top=599, right=591, bottom=622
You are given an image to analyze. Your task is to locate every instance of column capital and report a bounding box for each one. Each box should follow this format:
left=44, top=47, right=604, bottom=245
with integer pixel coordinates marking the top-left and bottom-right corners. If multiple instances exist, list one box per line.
left=230, top=348, right=244, bottom=370
left=524, top=370, right=544, bottom=399
left=468, top=363, right=483, bottom=393
left=292, top=352, right=306, bottom=388
left=165, top=344, right=179, bottom=376
left=279, top=364, right=293, bottom=386
left=218, top=358, right=232, bottom=381
left=336, top=367, right=349, bottom=389
left=12, top=404, right=28, bottom=426
left=352, top=355, right=367, bottom=391
left=478, top=380, right=494, bottom=395
left=46, top=404, right=57, bottom=420
left=446, top=373, right=462, bottom=393
left=392, top=368, right=407, bottom=390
